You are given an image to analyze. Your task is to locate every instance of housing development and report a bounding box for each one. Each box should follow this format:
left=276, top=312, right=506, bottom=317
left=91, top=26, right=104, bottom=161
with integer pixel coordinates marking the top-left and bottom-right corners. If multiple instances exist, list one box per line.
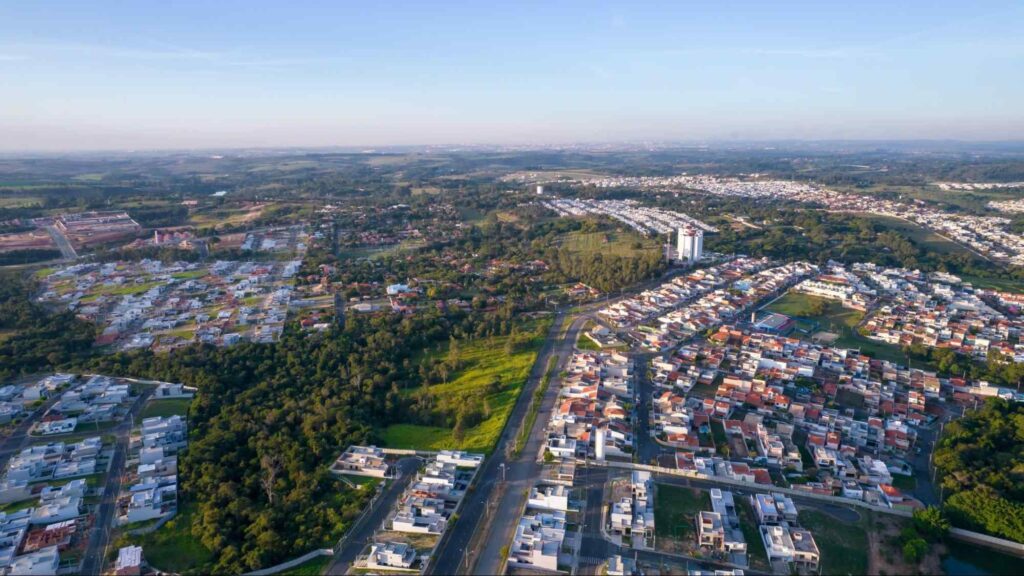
left=2, top=146, right=1024, bottom=576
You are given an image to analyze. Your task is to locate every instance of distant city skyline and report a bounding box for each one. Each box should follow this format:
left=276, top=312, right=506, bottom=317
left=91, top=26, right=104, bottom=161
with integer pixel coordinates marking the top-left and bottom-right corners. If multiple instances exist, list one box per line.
left=2, top=0, right=1023, bottom=151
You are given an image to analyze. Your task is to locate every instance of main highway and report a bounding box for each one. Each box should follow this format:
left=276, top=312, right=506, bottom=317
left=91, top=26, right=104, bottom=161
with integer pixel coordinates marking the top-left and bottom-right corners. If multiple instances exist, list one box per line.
left=428, top=309, right=584, bottom=574
left=429, top=267, right=705, bottom=575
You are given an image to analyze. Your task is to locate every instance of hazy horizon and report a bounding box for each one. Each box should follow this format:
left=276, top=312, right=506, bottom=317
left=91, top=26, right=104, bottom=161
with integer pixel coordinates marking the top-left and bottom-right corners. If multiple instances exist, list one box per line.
left=3, top=0, right=1023, bottom=151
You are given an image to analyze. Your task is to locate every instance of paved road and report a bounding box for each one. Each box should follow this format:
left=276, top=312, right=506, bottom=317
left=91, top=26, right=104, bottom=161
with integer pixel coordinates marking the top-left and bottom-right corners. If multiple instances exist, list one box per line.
left=429, top=311, right=582, bottom=575
left=469, top=313, right=589, bottom=575
left=44, top=224, right=77, bottom=260
left=326, top=457, right=421, bottom=575
left=80, top=389, right=152, bottom=575
left=0, top=395, right=61, bottom=470
left=575, top=465, right=773, bottom=576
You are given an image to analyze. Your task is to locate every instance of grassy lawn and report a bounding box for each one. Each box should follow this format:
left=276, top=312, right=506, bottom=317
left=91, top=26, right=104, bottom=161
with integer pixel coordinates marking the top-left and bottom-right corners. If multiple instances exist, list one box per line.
left=654, top=484, right=709, bottom=540
left=765, top=292, right=909, bottom=363
left=765, top=292, right=863, bottom=333
left=575, top=333, right=602, bottom=351
left=171, top=269, right=208, bottom=280
left=0, top=498, right=36, bottom=513
left=864, top=214, right=972, bottom=255
left=140, top=397, right=192, bottom=419
left=958, top=275, right=1024, bottom=292
left=285, top=554, right=332, bottom=575
left=383, top=321, right=550, bottom=454
left=124, top=500, right=213, bottom=573
left=798, top=509, right=868, bottom=575
left=558, top=230, right=660, bottom=258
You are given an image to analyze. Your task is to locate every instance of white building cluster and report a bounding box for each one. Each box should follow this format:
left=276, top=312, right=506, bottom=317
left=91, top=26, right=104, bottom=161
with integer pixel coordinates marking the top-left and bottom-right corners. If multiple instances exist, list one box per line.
left=598, top=258, right=770, bottom=328
left=387, top=451, right=482, bottom=537
left=540, top=198, right=716, bottom=236
left=37, top=258, right=305, bottom=351
left=696, top=489, right=747, bottom=566
left=556, top=174, right=1024, bottom=265
left=608, top=471, right=655, bottom=548
left=634, top=262, right=818, bottom=351
left=851, top=263, right=1024, bottom=361
left=117, top=415, right=187, bottom=525
left=987, top=198, right=1024, bottom=213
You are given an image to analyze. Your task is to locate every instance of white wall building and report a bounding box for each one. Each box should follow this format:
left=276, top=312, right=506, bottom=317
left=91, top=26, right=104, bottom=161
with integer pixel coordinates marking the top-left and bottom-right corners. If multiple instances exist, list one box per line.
left=677, top=227, right=704, bottom=262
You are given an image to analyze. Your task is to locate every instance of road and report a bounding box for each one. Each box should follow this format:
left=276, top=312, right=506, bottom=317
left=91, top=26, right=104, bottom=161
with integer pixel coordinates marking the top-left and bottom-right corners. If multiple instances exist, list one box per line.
left=80, top=388, right=152, bottom=575
left=0, top=395, right=61, bottom=470
left=575, top=465, right=770, bottom=576
left=428, top=310, right=584, bottom=575
left=326, top=457, right=421, bottom=575
left=44, top=224, right=77, bottom=260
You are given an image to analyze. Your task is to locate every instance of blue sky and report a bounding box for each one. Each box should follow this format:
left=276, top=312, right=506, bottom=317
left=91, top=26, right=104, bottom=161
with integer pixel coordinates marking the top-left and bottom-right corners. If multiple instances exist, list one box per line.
left=1, top=0, right=1022, bottom=150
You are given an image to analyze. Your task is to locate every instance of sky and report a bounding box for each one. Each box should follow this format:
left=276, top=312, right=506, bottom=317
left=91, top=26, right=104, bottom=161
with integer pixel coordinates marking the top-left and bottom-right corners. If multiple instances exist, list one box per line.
left=1, top=0, right=1023, bottom=151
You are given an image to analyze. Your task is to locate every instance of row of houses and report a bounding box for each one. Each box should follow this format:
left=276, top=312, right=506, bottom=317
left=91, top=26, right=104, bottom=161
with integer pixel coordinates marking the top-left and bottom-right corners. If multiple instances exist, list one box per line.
left=339, top=448, right=483, bottom=572
left=116, top=415, right=187, bottom=526
left=634, top=262, right=818, bottom=351
left=539, top=197, right=717, bottom=237
left=546, top=352, right=635, bottom=462
left=598, top=258, right=769, bottom=328
left=38, top=258, right=302, bottom=351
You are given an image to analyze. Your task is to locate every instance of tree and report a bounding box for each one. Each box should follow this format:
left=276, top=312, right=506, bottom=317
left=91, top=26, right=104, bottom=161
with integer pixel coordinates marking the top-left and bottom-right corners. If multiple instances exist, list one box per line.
left=912, top=506, right=950, bottom=541
left=453, top=417, right=466, bottom=444
left=902, top=537, right=928, bottom=563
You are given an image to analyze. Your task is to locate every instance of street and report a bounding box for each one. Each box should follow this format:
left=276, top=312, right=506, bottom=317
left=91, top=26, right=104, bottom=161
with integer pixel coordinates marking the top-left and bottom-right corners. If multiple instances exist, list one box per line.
left=79, top=388, right=152, bottom=575
left=326, top=457, right=421, bottom=575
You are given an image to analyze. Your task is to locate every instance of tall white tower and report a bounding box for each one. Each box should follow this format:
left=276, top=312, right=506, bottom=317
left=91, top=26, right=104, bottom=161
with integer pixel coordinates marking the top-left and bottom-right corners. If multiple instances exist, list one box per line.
left=677, top=227, right=703, bottom=262
left=595, top=426, right=606, bottom=461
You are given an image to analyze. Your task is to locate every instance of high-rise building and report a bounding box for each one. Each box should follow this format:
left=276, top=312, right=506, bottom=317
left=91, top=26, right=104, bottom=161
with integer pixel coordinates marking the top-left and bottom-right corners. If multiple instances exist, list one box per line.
left=677, top=227, right=703, bottom=262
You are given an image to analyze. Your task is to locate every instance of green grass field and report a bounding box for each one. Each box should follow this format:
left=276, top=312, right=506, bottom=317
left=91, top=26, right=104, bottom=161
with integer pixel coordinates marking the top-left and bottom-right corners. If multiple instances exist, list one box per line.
left=864, top=215, right=973, bottom=255
left=765, top=292, right=908, bottom=363
left=737, top=497, right=770, bottom=571
left=558, top=230, right=660, bottom=258
left=383, top=322, right=550, bottom=453
left=798, top=509, right=868, bottom=575
left=285, top=554, right=332, bottom=575
left=125, top=501, right=213, bottom=573
left=654, top=484, right=709, bottom=540
left=958, top=275, right=1024, bottom=292
left=765, top=292, right=863, bottom=332
left=140, top=397, right=192, bottom=419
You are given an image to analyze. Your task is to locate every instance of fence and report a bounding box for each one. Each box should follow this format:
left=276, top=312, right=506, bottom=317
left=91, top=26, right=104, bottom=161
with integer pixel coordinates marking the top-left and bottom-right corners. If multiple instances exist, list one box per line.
left=243, top=549, right=333, bottom=576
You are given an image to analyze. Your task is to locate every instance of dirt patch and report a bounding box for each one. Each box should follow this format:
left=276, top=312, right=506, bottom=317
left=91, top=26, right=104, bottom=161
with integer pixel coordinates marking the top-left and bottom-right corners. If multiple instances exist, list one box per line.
left=868, top=515, right=944, bottom=575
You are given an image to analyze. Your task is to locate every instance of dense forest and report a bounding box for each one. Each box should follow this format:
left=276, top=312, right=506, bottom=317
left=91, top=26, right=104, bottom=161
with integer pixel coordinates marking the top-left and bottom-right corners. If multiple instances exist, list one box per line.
left=0, top=274, right=96, bottom=382
left=934, top=399, right=1024, bottom=543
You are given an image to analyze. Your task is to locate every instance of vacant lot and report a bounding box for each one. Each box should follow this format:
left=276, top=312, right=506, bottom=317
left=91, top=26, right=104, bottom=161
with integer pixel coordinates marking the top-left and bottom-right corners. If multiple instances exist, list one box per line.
left=140, top=397, right=192, bottom=419
left=123, top=501, right=213, bottom=573
left=654, top=484, right=708, bottom=545
left=383, top=321, right=549, bottom=453
left=799, top=509, right=868, bottom=575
